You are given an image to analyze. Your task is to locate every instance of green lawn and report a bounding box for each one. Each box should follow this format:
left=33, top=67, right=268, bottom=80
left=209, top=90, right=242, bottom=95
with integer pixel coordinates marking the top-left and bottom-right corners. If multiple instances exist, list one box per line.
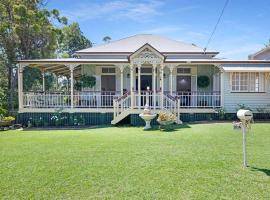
left=0, top=123, right=269, bottom=199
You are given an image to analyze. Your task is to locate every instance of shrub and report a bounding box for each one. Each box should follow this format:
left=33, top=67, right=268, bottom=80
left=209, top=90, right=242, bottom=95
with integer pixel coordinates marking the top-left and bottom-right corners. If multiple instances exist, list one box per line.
left=157, top=112, right=176, bottom=122
left=197, top=76, right=210, bottom=88
left=2, top=116, right=15, bottom=122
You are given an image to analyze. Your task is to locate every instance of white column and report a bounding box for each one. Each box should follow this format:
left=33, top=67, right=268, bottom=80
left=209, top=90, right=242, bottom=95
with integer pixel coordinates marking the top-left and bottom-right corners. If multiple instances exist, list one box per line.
left=169, top=67, right=174, bottom=95
left=120, top=66, right=124, bottom=96
left=220, top=71, right=224, bottom=107
left=137, top=64, right=141, bottom=108
left=70, top=67, right=74, bottom=109
left=152, top=64, right=156, bottom=110
left=18, top=64, right=25, bottom=110
left=160, top=64, right=164, bottom=109
left=41, top=69, right=45, bottom=92
left=130, top=65, right=134, bottom=109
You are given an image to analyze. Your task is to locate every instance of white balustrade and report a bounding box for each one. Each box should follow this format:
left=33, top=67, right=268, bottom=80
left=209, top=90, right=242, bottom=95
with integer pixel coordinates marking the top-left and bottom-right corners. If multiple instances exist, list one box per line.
left=22, top=91, right=221, bottom=109
left=23, top=91, right=120, bottom=109
left=175, top=91, right=221, bottom=108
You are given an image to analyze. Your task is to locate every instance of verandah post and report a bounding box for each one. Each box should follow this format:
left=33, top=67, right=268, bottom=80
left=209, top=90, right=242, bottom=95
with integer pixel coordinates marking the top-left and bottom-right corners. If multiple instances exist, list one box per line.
left=220, top=71, right=224, bottom=108
left=137, top=64, right=141, bottom=109
left=67, top=64, right=79, bottom=111
left=169, top=66, right=174, bottom=95
left=130, top=64, right=134, bottom=109
left=18, top=64, right=25, bottom=111
left=70, top=67, right=74, bottom=109
left=41, top=68, right=45, bottom=92
left=160, top=64, right=164, bottom=109
left=153, top=64, right=156, bottom=111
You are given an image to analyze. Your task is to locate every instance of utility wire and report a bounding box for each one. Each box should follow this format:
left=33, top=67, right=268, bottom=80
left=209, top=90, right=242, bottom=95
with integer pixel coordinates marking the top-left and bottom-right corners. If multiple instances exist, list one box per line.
left=203, top=0, right=230, bottom=53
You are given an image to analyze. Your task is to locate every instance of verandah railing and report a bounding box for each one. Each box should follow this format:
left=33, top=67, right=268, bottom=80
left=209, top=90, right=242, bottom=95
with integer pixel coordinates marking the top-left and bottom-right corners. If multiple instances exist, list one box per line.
left=174, top=91, right=221, bottom=108
left=23, top=91, right=221, bottom=109
left=23, top=91, right=120, bottom=108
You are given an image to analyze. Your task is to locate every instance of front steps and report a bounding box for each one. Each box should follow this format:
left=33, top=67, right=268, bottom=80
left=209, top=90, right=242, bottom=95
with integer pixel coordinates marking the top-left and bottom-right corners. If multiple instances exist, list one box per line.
left=111, top=109, right=182, bottom=125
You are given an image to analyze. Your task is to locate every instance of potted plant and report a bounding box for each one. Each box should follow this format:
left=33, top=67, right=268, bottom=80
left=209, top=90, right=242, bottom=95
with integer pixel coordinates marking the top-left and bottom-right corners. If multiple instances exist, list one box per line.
left=157, top=112, right=176, bottom=130
left=0, top=116, right=16, bottom=127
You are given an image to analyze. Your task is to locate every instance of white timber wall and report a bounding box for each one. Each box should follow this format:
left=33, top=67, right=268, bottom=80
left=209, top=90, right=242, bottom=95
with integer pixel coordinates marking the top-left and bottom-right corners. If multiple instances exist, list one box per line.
left=223, top=72, right=270, bottom=113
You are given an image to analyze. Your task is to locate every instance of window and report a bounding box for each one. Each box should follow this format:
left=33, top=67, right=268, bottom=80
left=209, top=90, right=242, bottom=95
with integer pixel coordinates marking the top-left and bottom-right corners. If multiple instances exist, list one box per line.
left=141, top=68, right=152, bottom=73
left=177, top=68, right=191, bottom=74
left=231, top=72, right=265, bottom=92
left=102, top=67, right=115, bottom=74
left=135, top=67, right=152, bottom=73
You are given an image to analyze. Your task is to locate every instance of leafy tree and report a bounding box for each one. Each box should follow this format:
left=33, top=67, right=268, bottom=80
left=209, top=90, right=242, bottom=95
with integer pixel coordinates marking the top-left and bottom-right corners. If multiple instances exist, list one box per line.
left=58, top=22, right=92, bottom=57
left=0, top=1, right=92, bottom=113
left=0, top=0, right=67, bottom=112
left=103, top=36, right=112, bottom=43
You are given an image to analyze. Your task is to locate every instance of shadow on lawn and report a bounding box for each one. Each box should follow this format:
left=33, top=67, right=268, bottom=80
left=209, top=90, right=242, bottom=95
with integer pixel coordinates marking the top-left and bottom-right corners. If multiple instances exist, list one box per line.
left=250, top=167, right=270, bottom=176
left=24, top=125, right=112, bottom=131
left=139, top=123, right=192, bottom=132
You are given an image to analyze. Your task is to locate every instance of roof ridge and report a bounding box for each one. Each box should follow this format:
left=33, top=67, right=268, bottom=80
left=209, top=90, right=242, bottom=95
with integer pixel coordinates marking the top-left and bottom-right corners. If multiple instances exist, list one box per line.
left=77, top=34, right=155, bottom=52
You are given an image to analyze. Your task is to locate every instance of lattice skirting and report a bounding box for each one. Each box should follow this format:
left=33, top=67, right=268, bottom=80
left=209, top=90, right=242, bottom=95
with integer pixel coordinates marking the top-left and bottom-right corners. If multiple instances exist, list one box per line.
left=16, top=112, right=270, bottom=127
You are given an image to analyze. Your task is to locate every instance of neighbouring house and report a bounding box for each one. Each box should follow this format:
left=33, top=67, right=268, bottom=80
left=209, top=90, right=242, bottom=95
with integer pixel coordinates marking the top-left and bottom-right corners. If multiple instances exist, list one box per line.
left=249, top=46, right=270, bottom=60
left=17, top=34, right=270, bottom=126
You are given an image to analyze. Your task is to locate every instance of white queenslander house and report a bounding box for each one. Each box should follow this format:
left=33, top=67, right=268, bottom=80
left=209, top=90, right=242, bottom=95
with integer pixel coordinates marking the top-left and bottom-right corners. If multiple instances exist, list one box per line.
left=17, top=34, right=270, bottom=126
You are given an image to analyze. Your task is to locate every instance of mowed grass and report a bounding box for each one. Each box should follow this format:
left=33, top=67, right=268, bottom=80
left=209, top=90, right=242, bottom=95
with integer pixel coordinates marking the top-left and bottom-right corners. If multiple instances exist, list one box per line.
left=0, top=123, right=269, bottom=199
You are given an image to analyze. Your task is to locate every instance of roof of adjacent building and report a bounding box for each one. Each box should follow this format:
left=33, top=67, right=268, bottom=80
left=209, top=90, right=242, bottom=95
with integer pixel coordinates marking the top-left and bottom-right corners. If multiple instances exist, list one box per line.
left=249, top=46, right=270, bottom=60
left=76, top=34, right=218, bottom=55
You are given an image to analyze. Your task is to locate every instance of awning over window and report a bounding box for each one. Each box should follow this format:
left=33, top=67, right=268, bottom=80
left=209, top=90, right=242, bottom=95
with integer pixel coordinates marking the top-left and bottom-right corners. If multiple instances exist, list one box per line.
left=222, top=67, right=270, bottom=72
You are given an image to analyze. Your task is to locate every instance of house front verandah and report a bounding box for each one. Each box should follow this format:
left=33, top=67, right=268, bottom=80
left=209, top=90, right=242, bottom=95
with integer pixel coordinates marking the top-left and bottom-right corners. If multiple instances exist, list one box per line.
left=18, top=45, right=224, bottom=123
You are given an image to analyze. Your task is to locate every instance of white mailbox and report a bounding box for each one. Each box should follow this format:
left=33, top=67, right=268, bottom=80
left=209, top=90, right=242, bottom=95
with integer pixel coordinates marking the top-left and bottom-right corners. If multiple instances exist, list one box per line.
left=236, top=109, right=253, bottom=168
left=237, top=109, right=253, bottom=122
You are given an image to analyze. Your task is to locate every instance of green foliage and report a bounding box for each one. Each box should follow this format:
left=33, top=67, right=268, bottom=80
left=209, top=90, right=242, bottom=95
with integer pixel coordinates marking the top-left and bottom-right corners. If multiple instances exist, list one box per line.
left=75, top=75, right=96, bottom=90
left=236, top=103, right=252, bottom=111
left=0, top=0, right=67, bottom=111
left=58, top=22, right=92, bottom=57
left=2, top=116, right=15, bottom=121
left=256, top=105, right=270, bottom=113
left=103, top=36, right=112, bottom=43
left=197, top=76, right=210, bottom=88
left=0, top=0, right=92, bottom=111
left=215, top=107, right=226, bottom=119
left=80, top=75, right=96, bottom=88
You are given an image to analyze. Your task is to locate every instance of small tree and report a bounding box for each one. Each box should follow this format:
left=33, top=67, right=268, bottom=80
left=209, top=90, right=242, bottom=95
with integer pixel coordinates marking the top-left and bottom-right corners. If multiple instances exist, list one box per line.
left=103, top=36, right=112, bottom=43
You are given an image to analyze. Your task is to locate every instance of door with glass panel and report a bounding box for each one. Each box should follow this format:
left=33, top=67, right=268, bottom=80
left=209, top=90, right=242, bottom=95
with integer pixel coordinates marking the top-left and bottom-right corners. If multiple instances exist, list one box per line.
left=177, top=75, right=191, bottom=107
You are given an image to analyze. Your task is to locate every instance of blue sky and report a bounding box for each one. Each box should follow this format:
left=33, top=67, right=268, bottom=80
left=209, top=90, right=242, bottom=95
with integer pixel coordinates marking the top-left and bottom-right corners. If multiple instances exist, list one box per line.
left=46, top=0, right=270, bottom=59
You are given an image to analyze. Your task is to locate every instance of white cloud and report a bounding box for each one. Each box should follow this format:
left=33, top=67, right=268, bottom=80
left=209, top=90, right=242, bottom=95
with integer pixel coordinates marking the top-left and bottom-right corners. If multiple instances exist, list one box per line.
left=62, top=0, right=164, bottom=22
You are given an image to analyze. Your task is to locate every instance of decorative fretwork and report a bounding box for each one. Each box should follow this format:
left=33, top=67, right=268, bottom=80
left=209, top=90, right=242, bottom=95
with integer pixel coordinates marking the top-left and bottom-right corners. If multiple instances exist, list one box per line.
left=132, top=48, right=163, bottom=65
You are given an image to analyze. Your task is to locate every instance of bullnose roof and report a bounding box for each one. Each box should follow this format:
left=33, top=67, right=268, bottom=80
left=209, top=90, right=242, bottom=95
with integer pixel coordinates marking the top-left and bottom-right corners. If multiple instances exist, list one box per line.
left=76, top=34, right=218, bottom=54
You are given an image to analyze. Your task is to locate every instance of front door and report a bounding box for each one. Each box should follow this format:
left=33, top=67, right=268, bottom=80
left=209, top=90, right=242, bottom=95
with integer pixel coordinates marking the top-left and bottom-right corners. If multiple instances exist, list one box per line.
left=136, top=75, right=152, bottom=106
left=141, top=75, right=152, bottom=91
left=177, top=75, right=191, bottom=106
left=101, top=75, right=116, bottom=107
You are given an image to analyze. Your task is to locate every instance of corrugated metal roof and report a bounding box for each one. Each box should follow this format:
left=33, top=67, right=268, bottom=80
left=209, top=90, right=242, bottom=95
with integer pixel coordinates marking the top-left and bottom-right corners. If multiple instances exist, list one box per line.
left=76, top=34, right=217, bottom=54
left=18, top=58, right=128, bottom=64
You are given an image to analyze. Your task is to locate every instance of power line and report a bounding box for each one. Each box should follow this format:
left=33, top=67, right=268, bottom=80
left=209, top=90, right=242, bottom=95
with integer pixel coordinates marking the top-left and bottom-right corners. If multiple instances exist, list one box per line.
left=204, top=0, right=230, bottom=53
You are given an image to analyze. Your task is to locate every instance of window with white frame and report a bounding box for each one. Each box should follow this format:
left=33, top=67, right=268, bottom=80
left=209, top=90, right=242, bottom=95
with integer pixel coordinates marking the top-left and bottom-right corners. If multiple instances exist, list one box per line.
left=177, top=68, right=191, bottom=74
left=102, top=67, right=115, bottom=74
left=231, top=72, right=265, bottom=92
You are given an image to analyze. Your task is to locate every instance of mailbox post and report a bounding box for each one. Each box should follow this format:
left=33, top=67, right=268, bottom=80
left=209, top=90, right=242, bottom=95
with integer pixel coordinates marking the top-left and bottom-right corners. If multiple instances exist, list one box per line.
left=236, top=109, right=253, bottom=168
